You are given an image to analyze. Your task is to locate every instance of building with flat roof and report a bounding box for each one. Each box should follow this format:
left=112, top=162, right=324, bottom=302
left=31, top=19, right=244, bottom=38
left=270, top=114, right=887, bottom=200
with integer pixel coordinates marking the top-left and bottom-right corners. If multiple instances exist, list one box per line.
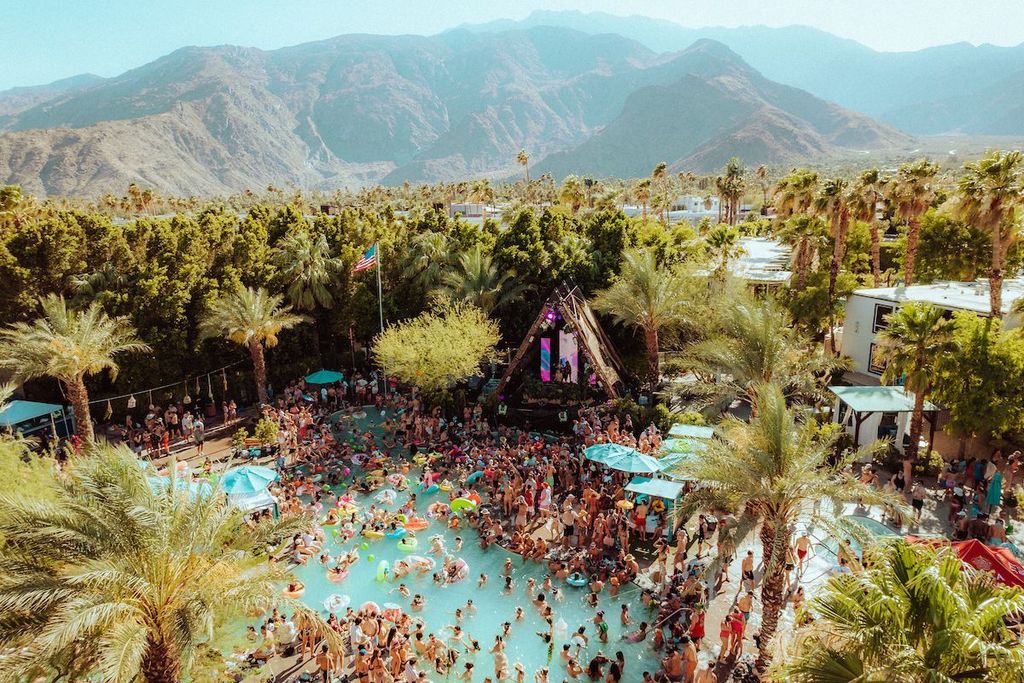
left=840, top=279, right=1024, bottom=382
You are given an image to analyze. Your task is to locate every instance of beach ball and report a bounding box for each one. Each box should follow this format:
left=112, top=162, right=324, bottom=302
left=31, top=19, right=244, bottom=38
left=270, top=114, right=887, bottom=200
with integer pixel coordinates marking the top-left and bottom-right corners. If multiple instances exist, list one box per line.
left=332, top=529, right=339, bottom=536
left=343, top=467, right=351, bottom=476
left=361, top=542, right=369, bottom=550
left=367, top=554, right=375, bottom=562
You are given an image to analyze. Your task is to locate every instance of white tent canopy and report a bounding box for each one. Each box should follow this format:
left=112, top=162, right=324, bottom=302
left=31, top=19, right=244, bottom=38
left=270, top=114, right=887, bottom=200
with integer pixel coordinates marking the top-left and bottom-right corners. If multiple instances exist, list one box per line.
left=228, top=489, right=278, bottom=514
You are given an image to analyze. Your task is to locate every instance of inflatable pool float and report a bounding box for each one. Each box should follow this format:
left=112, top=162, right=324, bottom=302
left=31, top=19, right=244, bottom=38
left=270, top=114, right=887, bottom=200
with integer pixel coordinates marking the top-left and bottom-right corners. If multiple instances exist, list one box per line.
left=338, top=503, right=358, bottom=517
left=376, top=560, right=390, bottom=582
left=360, top=601, right=380, bottom=614
left=282, top=585, right=306, bottom=598
left=397, top=536, right=419, bottom=552
left=397, top=555, right=434, bottom=572
left=385, top=527, right=407, bottom=539
left=387, top=473, right=406, bottom=487
left=327, top=567, right=349, bottom=583
left=466, top=470, right=485, bottom=484
left=439, top=480, right=453, bottom=492
left=447, top=557, right=469, bottom=582
left=412, top=454, right=427, bottom=465
left=363, top=530, right=384, bottom=539
left=426, top=502, right=448, bottom=518
left=375, top=489, right=397, bottom=504
left=467, top=491, right=482, bottom=506
left=323, top=594, right=350, bottom=612
left=381, top=605, right=403, bottom=622
left=322, top=516, right=338, bottom=526
left=566, top=572, right=588, bottom=587
left=450, top=497, right=477, bottom=513
left=404, top=516, right=429, bottom=531
left=393, top=513, right=408, bottom=525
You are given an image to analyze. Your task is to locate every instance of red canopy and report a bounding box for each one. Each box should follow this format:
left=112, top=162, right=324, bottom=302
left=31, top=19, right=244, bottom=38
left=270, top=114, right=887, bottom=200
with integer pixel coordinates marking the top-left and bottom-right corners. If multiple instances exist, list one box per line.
left=907, top=536, right=1024, bottom=588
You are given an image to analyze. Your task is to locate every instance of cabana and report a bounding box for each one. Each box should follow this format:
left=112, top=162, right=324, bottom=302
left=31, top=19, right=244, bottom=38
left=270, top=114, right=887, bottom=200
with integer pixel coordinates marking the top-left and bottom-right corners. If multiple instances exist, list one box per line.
left=0, top=399, right=74, bottom=438
left=229, top=489, right=279, bottom=516
left=625, top=476, right=688, bottom=534
left=829, top=385, right=938, bottom=451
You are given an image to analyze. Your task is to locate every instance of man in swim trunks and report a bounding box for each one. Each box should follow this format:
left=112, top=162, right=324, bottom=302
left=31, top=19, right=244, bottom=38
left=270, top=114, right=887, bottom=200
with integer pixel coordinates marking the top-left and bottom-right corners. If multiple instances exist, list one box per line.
left=741, top=550, right=756, bottom=591
left=794, top=532, right=814, bottom=579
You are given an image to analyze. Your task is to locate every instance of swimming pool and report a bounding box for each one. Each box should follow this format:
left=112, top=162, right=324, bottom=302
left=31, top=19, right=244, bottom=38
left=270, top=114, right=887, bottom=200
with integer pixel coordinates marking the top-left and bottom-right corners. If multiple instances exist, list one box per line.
left=291, top=412, right=665, bottom=680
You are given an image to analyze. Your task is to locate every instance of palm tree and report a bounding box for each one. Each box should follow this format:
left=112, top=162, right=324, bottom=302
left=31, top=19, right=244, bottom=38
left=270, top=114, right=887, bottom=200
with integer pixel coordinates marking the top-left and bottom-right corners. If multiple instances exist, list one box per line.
left=773, top=169, right=819, bottom=218
left=889, top=159, right=940, bottom=287
left=779, top=541, right=1024, bottom=683
left=681, top=295, right=843, bottom=410
left=199, top=287, right=308, bottom=405
left=777, top=215, right=828, bottom=291
left=469, top=179, right=494, bottom=226
left=0, top=296, right=149, bottom=443
left=272, top=230, right=344, bottom=312
left=876, top=302, right=955, bottom=486
left=634, top=178, right=652, bottom=222
left=405, top=230, right=452, bottom=291
left=0, top=445, right=337, bottom=683
left=704, top=223, right=742, bottom=277
left=559, top=175, right=586, bottom=214
left=433, top=245, right=526, bottom=315
left=591, top=248, right=693, bottom=386
left=715, top=157, right=745, bottom=225
left=755, top=164, right=770, bottom=214
left=956, top=150, right=1024, bottom=318
left=849, top=168, right=888, bottom=286
left=678, top=383, right=900, bottom=673
left=516, top=149, right=530, bottom=184
left=813, top=177, right=851, bottom=354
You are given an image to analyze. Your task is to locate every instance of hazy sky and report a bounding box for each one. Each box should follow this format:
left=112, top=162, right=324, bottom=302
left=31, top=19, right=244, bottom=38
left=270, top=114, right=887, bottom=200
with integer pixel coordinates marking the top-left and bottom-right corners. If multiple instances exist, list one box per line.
left=3, top=0, right=1023, bottom=90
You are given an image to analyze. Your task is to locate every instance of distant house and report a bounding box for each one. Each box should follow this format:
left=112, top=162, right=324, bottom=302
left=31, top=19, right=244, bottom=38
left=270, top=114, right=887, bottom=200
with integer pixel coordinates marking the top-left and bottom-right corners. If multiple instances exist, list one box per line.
left=840, top=279, right=1024, bottom=383
left=696, top=237, right=792, bottom=289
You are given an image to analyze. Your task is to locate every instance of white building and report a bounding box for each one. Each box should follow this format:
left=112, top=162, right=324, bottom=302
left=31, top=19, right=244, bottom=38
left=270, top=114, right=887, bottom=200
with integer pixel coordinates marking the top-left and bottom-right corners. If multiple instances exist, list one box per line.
left=840, top=279, right=1024, bottom=383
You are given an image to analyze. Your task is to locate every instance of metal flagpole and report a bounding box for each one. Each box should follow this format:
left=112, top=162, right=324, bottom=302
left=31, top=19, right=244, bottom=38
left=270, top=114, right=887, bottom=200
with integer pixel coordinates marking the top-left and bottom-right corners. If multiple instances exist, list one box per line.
left=374, top=242, right=386, bottom=394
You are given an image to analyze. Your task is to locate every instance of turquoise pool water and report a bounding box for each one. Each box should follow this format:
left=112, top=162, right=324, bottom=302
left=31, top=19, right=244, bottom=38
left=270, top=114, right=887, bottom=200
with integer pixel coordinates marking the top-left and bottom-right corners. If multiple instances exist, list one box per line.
left=290, top=412, right=664, bottom=680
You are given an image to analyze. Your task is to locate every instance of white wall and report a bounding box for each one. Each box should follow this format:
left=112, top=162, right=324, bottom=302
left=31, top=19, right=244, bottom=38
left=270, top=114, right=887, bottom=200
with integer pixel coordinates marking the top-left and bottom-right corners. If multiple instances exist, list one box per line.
left=840, top=294, right=895, bottom=378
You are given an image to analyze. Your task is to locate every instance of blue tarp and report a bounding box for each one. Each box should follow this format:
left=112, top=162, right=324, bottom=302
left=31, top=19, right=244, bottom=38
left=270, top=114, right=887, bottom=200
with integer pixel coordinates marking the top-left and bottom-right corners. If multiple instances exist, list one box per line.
left=0, top=400, right=64, bottom=427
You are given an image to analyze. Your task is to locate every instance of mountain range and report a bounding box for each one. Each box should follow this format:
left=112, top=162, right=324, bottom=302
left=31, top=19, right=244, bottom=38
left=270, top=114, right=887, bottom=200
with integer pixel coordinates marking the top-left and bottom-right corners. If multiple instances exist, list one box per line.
left=0, top=12, right=1020, bottom=197
left=462, top=11, right=1024, bottom=135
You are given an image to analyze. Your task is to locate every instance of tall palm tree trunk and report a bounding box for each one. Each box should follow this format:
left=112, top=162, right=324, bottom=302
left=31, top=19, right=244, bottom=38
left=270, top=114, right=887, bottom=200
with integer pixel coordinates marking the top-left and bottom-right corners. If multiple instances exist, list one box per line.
left=904, top=219, right=920, bottom=286
left=869, top=223, right=883, bottom=286
left=827, top=214, right=849, bottom=355
left=755, top=522, right=791, bottom=673
left=905, top=391, right=926, bottom=487
left=249, top=339, right=269, bottom=405
left=795, top=240, right=810, bottom=291
left=989, top=230, right=1004, bottom=318
left=644, top=326, right=660, bottom=387
left=66, top=375, right=94, bottom=443
left=141, top=637, right=181, bottom=683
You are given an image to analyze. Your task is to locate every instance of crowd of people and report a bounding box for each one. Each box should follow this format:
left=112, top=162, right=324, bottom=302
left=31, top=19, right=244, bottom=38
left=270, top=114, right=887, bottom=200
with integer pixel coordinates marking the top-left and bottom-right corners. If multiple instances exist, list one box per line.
left=221, top=371, right=746, bottom=683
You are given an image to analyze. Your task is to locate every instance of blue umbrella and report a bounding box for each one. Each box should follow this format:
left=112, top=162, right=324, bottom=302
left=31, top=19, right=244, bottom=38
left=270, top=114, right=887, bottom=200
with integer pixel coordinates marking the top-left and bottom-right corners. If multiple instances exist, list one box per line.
left=584, top=443, right=660, bottom=474
left=305, top=369, right=344, bottom=384
left=220, top=465, right=279, bottom=495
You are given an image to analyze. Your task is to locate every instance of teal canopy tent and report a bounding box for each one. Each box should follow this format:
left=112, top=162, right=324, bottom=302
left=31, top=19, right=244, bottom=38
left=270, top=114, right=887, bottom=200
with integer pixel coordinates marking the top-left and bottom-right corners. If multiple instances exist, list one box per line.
left=304, top=369, right=344, bottom=384
left=584, top=443, right=660, bottom=473
left=0, top=399, right=73, bottom=437
left=625, top=476, right=686, bottom=500
left=661, top=438, right=708, bottom=454
left=148, top=476, right=213, bottom=500
left=668, top=424, right=714, bottom=440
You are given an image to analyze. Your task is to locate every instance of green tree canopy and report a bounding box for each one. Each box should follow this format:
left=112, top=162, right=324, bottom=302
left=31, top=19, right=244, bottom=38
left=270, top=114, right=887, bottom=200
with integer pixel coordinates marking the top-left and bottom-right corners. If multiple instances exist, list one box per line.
left=933, top=312, right=1024, bottom=443
left=779, top=541, right=1024, bottom=683
left=0, top=445, right=336, bottom=683
left=373, top=302, right=499, bottom=395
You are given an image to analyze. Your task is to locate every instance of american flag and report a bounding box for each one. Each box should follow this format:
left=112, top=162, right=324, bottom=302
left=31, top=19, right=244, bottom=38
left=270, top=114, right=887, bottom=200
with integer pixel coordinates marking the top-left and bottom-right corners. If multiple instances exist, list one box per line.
left=352, top=243, right=377, bottom=273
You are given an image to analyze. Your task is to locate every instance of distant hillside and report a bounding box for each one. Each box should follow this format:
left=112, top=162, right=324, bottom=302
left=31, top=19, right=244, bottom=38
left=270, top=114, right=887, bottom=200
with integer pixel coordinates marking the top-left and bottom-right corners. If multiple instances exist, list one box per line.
left=462, top=10, right=1024, bottom=135
left=535, top=40, right=908, bottom=177
left=0, top=27, right=908, bottom=196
